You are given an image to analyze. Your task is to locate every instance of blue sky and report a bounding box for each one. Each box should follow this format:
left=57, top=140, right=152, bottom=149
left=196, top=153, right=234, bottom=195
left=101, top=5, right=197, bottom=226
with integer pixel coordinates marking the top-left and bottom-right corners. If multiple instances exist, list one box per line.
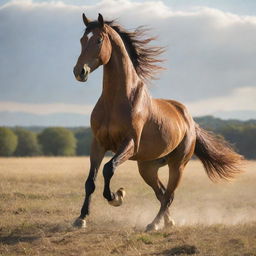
left=0, top=0, right=256, bottom=126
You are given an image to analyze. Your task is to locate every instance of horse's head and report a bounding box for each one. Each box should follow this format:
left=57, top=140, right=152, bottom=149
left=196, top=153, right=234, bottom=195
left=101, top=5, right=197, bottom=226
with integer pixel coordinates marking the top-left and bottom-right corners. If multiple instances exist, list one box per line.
left=73, top=13, right=111, bottom=82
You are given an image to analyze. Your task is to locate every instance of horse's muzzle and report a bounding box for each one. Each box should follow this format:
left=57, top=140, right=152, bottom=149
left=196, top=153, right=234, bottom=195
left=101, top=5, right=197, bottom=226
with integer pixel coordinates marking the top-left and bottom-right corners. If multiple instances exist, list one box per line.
left=73, top=65, right=90, bottom=82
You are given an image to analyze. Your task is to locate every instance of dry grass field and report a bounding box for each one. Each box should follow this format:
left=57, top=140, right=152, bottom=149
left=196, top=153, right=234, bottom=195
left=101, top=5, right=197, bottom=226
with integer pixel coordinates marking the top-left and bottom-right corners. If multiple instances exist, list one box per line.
left=0, top=157, right=256, bottom=256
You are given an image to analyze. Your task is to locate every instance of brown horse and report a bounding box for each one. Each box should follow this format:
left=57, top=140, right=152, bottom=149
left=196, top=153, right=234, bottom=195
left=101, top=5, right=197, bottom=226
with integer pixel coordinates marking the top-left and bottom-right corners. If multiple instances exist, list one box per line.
left=73, top=13, right=243, bottom=231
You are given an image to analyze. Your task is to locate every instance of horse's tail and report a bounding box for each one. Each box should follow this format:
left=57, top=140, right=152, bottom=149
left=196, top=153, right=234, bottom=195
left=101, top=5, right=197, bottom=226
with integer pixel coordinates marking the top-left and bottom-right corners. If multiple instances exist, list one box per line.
left=194, top=124, right=244, bottom=182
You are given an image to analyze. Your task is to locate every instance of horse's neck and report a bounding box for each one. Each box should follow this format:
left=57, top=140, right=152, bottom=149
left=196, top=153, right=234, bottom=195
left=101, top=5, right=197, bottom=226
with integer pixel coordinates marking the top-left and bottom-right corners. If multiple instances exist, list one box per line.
left=102, top=30, right=140, bottom=103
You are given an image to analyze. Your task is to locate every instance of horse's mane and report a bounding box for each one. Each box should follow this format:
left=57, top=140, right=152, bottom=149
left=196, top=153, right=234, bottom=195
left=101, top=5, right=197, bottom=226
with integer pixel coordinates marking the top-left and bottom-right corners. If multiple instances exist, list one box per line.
left=86, top=20, right=165, bottom=81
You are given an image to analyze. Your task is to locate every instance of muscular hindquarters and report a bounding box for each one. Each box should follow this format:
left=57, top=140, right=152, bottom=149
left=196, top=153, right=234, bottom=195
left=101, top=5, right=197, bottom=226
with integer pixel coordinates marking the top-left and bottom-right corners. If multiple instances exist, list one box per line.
left=133, top=99, right=194, bottom=161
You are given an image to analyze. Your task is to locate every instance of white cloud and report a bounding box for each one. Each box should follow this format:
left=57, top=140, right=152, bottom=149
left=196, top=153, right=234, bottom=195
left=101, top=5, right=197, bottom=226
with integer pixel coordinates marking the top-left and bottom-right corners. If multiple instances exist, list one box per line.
left=187, top=86, right=256, bottom=116
left=1, top=0, right=256, bottom=123
left=0, top=101, right=93, bottom=115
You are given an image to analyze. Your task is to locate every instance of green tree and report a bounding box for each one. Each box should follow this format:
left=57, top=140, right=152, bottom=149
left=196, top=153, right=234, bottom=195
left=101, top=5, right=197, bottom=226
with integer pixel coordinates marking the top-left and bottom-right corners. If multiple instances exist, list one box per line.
left=14, top=128, right=41, bottom=156
left=38, top=127, right=76, bottom=156
left=217, top=125, right=256, bottom=159
left=242, top=126, right=256, bottom=159
left=75, top=128, right=93, bottom=156
left=0, top=127, right=18, bottom=156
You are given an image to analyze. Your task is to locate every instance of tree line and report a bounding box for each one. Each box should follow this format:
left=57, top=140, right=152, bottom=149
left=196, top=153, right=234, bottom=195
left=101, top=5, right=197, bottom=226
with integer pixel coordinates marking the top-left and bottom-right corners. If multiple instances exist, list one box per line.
left=0, top=127, right=92, bottom=157
left=0, top=116, right=255, bottom=159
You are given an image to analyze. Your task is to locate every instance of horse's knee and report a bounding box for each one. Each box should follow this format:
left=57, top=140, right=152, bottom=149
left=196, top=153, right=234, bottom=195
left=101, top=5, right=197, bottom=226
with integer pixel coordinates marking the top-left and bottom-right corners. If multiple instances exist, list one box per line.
left=103, top=161, right=114, bottom=180
left=102, top=161, right=116, bottom=201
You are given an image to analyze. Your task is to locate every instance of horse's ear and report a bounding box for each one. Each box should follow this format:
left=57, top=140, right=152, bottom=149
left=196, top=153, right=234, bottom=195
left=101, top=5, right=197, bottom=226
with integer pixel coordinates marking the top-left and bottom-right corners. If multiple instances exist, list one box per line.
left=98, top=13, right=104, bottom=28
left=82, top=13, right=90, bottom=26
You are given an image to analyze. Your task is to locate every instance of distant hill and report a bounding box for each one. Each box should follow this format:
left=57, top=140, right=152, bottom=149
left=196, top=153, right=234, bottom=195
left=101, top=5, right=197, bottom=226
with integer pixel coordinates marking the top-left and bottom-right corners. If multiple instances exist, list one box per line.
left=1, top=111, right=256, bottom=129
left=194, top=115, right=256, bottom=130
left=2, top=113, right=256, bottom=131
left=1, top=115, right=256, bottom=159
left=213, top=110, right=256, bottom=121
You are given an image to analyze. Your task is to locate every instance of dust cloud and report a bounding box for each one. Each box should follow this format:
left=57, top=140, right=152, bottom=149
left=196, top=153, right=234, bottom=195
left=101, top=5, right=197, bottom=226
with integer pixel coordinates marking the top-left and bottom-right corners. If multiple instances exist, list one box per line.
left=92, top=160, right=256, bottom=229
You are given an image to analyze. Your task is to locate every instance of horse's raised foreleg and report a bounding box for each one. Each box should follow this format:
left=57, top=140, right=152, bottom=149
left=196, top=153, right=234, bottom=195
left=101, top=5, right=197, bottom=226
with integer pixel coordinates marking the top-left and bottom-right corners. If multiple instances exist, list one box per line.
left=73, top=139, right=105, bottom=228
left=103, top=139, right=134, bottom=206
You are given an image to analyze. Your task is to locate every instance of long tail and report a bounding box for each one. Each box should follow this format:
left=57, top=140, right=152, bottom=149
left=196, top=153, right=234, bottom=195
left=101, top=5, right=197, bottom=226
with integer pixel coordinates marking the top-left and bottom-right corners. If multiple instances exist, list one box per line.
left=194, top=124, right=244, bottom=182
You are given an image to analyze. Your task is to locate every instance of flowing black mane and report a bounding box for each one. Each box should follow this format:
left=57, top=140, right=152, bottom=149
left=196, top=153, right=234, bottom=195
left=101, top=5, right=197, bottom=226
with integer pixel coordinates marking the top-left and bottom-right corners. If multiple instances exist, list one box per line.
left=86, top=20, right=165, bottom=81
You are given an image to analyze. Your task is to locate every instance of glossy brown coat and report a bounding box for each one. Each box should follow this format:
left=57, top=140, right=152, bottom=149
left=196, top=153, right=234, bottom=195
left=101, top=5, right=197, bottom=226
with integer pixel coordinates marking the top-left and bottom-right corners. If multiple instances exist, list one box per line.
left=73, top=14, right=243, bottom=231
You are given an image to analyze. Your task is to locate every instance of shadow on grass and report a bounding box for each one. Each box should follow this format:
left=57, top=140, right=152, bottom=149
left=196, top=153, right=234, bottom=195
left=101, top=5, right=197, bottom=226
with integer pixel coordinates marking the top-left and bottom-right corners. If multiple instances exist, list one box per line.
left=47, top=223, right=75, bottom=233
left=159, top=244, right=199, bottom=255
left=0, top=235, right=39, bottom=245
left=0, top=222, right=76, bottom=246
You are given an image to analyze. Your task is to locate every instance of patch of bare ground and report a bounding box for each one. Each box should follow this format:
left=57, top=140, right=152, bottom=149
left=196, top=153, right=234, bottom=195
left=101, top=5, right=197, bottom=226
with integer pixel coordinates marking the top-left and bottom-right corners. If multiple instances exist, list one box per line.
left=0, top=157, right=256, bottom=255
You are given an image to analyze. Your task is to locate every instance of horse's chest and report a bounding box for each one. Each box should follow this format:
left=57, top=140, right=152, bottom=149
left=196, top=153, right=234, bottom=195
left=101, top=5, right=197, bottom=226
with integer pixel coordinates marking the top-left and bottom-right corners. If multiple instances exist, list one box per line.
left=95, top=120, right=126, bottom=152
left=91, top=101, right=133, bottom=151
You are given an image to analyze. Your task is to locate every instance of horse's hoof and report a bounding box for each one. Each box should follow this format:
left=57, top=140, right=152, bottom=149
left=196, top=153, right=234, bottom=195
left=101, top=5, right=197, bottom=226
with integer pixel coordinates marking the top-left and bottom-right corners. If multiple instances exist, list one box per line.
left=117, top=187, right=126, bottom=198
left=145, top=223, right=159, bottom=232
left=73, top=218, right=86, bottom=228
left=108, top=188, right=125, bottom=207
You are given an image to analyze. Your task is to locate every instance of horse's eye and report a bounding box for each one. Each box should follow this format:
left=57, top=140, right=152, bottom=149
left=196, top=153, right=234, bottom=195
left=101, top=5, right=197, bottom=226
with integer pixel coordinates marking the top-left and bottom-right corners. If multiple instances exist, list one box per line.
left=97, top=37, right=103, bottom=44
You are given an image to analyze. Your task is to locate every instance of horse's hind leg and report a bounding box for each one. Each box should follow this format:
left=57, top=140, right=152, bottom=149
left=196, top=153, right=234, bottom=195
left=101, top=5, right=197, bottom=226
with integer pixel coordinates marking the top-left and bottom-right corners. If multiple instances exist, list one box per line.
left=138, top=160, right=174, bottom=230
left=163, top=161, right=185, bottom=228
left=145, top=160, right=183, bottom=231
left=147, top=135, right=195, bottom=231
left=137, top=160, right=165, bottom=202
left=138, top=160, right=176, bottom=228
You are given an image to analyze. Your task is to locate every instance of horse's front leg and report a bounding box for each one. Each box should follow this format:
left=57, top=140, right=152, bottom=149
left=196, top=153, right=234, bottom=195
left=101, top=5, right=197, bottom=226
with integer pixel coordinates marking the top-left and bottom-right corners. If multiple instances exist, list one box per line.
left=103, top=139, right=134, bottom=206
left=73, top=139, right=105, bottom=228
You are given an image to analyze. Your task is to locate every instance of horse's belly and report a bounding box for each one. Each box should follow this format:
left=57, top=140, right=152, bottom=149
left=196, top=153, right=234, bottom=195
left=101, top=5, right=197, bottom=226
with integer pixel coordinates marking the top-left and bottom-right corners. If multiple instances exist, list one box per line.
left=133, top=121, right=186, bottom=161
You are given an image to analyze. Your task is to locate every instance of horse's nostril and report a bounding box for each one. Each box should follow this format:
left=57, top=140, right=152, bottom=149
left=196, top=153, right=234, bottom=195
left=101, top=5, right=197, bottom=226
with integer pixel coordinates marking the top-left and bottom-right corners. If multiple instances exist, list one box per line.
left=81, top=69, right=85, bottom=76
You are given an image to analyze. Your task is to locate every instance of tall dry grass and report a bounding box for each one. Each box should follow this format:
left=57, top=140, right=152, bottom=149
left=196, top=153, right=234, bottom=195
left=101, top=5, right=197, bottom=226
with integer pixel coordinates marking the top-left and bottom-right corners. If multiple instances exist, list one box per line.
left=0, top=157, right=255, bottom=256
